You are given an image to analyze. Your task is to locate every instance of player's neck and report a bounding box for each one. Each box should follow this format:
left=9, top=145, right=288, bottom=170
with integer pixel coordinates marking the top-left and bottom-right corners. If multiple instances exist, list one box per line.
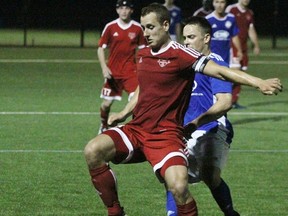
left=202, top=47, right=210, bottom=56
left=164, top=3, right=173, bottom=9
left=119, top=18, right=131, bottom=25
left=214, top=11, right=226, bottom=18
left=151, top=38, right=171, bottom=53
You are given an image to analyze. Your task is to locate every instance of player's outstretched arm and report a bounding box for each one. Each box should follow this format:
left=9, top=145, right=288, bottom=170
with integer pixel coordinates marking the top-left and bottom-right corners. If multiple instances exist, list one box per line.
left=108, top=86, right=139, bottom=127
left=203, top=60, right=283, bottom=95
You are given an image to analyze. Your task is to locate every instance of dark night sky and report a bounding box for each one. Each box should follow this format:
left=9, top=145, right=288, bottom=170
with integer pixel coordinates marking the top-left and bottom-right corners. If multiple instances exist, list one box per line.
left=0, top=0, right=287, bottom=36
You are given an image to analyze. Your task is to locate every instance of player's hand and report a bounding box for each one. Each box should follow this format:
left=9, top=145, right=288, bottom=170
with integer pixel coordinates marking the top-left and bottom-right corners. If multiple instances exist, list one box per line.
left=108, top=112, right=127, bottom=127
left=253, top=46, right=260, bottom=55
left=183, top=123, right=197, bottom=139
left=102, top=66, right=112, bottom=79
left=258, top=78, right=283, bottom=95
left=237, top=50, right=243, bottom=61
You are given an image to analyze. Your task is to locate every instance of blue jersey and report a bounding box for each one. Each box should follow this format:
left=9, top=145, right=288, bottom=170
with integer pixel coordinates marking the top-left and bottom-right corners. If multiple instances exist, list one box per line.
left=184, top=53, right=233, bottom=143
left=167, top=5, right=182, bottom=38
left=206, top=12, right=239, bottom=64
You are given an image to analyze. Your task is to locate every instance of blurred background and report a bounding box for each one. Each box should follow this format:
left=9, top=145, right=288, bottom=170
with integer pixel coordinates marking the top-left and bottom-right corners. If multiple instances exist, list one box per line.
left=0, top=0, right=287, bottom=48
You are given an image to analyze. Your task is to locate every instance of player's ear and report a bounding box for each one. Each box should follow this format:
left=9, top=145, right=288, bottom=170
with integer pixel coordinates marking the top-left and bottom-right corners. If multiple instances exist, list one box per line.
left=204, top=33, right=211, bottom=44
left=163, top=20, right=170, bottom=32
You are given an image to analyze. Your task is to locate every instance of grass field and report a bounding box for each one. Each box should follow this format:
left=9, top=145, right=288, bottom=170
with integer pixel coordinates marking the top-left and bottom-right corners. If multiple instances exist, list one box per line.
left=0, top=39, right=287, bottom=216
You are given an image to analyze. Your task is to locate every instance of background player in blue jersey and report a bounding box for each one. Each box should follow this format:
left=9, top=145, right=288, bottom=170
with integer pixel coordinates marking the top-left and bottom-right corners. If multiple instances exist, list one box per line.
left=206, top=0, right=243, bottom=65
left=166, top=16, right=240, bottom=216
left=163, top=0, right=182, bottom=42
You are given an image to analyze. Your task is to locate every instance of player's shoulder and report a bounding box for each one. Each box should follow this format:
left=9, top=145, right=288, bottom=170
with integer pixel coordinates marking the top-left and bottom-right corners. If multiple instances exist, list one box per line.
left=171, top=41, right=201, bottom=56
left=137, top=46, right=150, bottom=56
left=105, top=19, right=118, bottom=28
left=130, top=20, right=142, bottom=28
left=225, top=3, right=238, bottom=12
left=226, top=12, right=236, bottom=19
left=205, top=12, right=214, bottom=19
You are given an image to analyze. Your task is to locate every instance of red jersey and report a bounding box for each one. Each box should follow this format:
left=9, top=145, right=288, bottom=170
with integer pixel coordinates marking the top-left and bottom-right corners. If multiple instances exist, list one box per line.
left=226, top=3, right=255, bottom=50
left=128, top=41, right=208, bottom=134
left=193, top=7, right=212, bottom=17
left=98, top=18, right=147, bottom=79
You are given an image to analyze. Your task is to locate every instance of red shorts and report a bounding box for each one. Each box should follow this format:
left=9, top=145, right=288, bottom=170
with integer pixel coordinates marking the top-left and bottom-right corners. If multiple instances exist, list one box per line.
left=103, top=125, right=188, bottom=181
left=100, top=76, right=138, bottom=101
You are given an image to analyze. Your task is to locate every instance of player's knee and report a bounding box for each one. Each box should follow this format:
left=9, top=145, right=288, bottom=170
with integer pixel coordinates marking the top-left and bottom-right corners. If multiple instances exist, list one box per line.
left=168, top=179, right=189, bottom=204
left=101, top=100, right=113, bottom=110
left=84, top=138, right=105, bottom=167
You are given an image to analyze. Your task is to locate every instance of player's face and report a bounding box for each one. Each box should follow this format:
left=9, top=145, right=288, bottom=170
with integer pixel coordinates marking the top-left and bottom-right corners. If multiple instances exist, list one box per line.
left=183, top=24, right=207, bottom=53
left=213, top=0, right=226, bottom=14
left=239, top=0, right=250, bottom=7
left=116, top=6, right=133, bottom=22
left=141, top=12, right=170, bottom=52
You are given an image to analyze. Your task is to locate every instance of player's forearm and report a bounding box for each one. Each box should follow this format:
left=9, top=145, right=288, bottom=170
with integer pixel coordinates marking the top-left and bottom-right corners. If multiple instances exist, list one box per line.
left=248, top=26, right=259, bottom=48
left=192, top=94, right=232, bottom=128
left=204, top=61, right=261, bottom=88
left=97, top=47, right=107, bottom=69
left=232, top=35, right=242, bottom=53
left=120, top=86, right=139, bottom=118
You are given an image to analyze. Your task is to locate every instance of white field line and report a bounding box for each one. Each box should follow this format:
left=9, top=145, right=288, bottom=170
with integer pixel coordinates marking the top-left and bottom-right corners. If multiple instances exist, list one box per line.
left=0, top=111, right=287, bottom=154
left=0, top=59, right=287, bottom=64
left=0, top=111, right=288, bottom=116
left=0, top=149, right=287, bottom=153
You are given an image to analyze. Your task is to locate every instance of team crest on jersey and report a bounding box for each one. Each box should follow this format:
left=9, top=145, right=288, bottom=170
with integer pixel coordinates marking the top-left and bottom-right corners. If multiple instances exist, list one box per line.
left=225, top=21, right=232, bottom=29
left=128, top=32, right=136, bottom=40
left=158, top=59, right=171, bottom=67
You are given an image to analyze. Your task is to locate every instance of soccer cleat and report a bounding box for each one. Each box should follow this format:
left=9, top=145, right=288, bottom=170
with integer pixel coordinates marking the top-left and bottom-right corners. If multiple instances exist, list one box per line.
left=232, top=103, right=247, bottom=109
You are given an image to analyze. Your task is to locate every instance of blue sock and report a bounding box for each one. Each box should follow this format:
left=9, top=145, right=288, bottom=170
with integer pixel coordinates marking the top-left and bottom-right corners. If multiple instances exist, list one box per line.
left=166, top=191, right=178, bottom=216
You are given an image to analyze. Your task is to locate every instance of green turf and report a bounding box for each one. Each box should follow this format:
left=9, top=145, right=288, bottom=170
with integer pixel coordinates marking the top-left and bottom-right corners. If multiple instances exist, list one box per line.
left=0, top=41, right=287, bottom=215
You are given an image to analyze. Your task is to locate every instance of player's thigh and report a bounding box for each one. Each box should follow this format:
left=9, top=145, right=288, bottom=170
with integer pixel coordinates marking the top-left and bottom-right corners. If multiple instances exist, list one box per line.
left=196, top=132, right=229, bottom=170
left=84, top=134, right=117, bottom=163
left=100, top=80, right=123, bottom=101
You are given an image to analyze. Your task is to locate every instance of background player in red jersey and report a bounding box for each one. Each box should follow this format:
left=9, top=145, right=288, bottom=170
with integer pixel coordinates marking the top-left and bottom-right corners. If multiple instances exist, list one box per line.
left=226, top=0, right=260, bottom=109
left=84, top=3, right=282, bottom=216
left=193, top=0, right=213, bottom=17
left=97, top=0, right=146, bottom=134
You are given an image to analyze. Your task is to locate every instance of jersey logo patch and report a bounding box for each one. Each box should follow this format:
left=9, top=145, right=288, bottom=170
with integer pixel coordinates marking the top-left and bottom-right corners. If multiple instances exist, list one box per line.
left=128, top=32, right=136, bottom=40
left=225, top=21, right=232, bottom=29
left=113, top=32, right=119, bottom=37
left=158, top=59, right=171, bottom=67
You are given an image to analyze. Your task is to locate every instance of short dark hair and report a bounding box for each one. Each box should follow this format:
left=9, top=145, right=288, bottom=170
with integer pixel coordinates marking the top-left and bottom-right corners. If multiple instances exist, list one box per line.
left=141, top=3, right=170, bottom=25
left=184, top=16, right=212, bottom=36
left=116, top=0, right=134, bottom=8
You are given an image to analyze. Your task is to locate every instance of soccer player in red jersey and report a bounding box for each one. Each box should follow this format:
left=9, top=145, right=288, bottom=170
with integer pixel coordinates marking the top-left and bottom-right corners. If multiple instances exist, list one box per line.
left=97, top=0, right=147, bottom=134
left=193, top=0, right=213, bottom=17
left=226, top=0, right=260, bottom=109
left=84, top=3, right=282, bottom=216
